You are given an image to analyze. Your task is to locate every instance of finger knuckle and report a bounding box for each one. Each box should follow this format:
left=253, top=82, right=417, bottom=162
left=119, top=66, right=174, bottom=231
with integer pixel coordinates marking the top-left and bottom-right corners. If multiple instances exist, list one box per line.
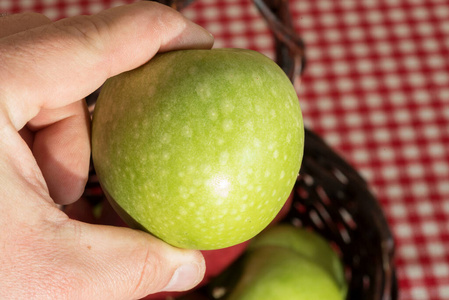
left=156, top=6, right=187, bottom=34
left=51, top=15, right=110, bottom=54
left=130, top=247, right=165, bottom=298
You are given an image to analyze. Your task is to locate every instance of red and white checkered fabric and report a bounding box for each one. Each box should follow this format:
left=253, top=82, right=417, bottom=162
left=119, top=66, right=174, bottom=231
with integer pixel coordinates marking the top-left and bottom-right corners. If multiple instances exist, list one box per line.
left=2, top=0, right=448, bottom=299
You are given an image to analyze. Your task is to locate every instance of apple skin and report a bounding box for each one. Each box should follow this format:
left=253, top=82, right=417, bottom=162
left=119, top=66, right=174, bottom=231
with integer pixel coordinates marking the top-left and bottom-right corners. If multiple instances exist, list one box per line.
left=248, top=224, right=347, bottom=297
left=225, top=246, right=343, bottom=300
left=92, top=48, right=304, bottom=250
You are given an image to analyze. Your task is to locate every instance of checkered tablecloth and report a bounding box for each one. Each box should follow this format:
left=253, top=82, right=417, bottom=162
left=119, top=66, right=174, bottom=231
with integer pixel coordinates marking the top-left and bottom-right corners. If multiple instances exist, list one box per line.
left=2, top=0, right=448, bottom=299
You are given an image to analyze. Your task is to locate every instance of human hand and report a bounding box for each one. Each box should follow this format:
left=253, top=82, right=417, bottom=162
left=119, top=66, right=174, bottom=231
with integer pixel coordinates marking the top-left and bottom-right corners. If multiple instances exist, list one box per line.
left=0, top=2, right=213, bottom=299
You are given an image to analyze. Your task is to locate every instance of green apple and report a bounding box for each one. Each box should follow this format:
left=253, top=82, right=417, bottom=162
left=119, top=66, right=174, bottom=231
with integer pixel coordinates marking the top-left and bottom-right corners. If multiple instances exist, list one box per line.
left=248, top=224, right=347, bottom=296
left=225, top=246, right=343, bottom=300
left=91, top=48, right=304, bottom=250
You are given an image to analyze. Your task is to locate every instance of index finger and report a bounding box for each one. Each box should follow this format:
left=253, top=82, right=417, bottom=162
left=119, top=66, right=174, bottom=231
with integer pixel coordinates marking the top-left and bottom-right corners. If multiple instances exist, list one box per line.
left=0, top=1, right=214, bottom=130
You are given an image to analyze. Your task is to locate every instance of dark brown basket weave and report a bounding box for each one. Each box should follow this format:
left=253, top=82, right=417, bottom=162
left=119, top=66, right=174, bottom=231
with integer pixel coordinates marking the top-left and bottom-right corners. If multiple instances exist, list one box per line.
left=287, top=128, right=398, bottom=300
left=85, top=0, right=398, bottom=299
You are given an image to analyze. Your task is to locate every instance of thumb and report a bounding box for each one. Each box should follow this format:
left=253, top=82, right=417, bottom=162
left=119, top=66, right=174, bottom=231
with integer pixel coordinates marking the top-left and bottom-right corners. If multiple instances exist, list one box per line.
left=59, top=221, right=205, bottom=299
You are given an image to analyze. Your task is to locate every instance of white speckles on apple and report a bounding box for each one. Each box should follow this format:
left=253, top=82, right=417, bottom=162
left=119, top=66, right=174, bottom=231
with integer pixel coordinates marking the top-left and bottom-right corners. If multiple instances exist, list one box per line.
left=132, top=132, right=141, bottom=140
left=217, top=224, right=225, bottom=234
left=196, top=206, right=206, bottom=216
left=162, top=152, right=170, bottom=160
left=286, top=133, right=292, bottom=143
left=140, top=156, right=148, bottom=165
left=253, top=138, right=261, bottom=148
left=219, top=151, right=229, bottom=165
left=160, top=111, right=171, bottom=122
left=187, top=165, right=195, bottom=174
left=272, top=189, right=277, bottom=196
left=273, top=150, right=279, bottom=159
left=196, top=82, right=212, bottom=99
left=270, top=109, right=276, bottom=118
left=182, top=125, right=192, bottom=138
left=224, top=70, right=238, bottom=83
left=208, top=108, right=218, bottom=121
left=244, top=120, right=254, bottom=132
left=160, top=133, right=171, bottom=144
left=264, top=170, right=271, bottom=178
left=179, top=186, right=188, bottom=197
left=222, top=119, right=233, bottom=132
left=123, top=155, right=131, bottom=163
left=132, top=120, right=140, bottom=130
left=221, top=100, right=235, bottom=115
left=280, top=170, right=285, bottom=179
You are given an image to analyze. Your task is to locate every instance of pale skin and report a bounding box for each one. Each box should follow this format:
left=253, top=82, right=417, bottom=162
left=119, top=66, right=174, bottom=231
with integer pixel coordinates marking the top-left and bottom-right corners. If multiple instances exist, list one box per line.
left=0, top=2, right=214, bottom=299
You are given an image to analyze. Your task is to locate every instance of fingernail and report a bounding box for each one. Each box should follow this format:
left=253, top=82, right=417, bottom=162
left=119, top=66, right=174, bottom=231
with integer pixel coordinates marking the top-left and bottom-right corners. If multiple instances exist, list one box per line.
left=161, top=263, right=202, bottom=292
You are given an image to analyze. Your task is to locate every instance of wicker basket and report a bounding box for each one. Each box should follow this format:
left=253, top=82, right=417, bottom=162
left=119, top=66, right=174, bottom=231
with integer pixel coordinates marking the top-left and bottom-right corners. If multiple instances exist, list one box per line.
left=84, top=0, right=398, bottom=299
